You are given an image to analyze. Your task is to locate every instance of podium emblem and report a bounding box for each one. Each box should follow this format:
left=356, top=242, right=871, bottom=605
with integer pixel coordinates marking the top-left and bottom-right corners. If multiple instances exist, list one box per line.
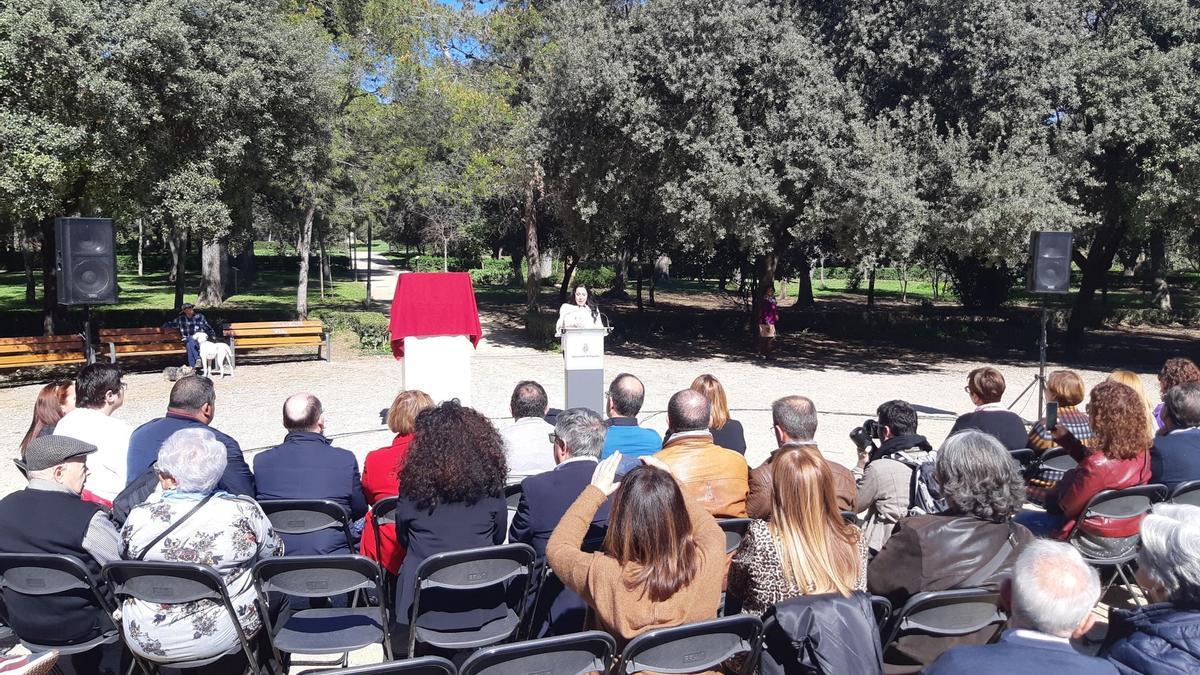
left=582, top=343, right=590, bottom=354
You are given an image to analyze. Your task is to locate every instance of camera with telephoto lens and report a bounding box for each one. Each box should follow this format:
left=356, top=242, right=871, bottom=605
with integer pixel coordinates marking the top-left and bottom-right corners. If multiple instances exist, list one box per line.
left=849, top=418, right=882, bottom=451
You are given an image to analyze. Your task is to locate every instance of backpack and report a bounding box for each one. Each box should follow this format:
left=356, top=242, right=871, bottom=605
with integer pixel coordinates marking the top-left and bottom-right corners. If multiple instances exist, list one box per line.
left=887, top=450, right=947, bottom=516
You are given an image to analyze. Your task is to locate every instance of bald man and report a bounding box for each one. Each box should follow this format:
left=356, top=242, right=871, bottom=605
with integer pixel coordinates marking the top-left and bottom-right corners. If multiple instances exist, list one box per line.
left=253, top=393, right=367, bottom=555
left=653, top=389, right=749, bottom=517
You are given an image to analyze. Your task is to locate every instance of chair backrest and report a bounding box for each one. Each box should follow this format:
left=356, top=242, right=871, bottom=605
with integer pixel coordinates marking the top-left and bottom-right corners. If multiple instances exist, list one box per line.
left=870, top=595, right=892, bottom=628
left=1170, top=480, right=1200, bottom=507
left=614, top=614, right=763, bottom=675
left=0, top=553, right=109, bottom=606
left=1039, top=447, right=1078, bottom=471
left=1074, top=484, right=1168, bottom=527
left=103, top=560, right=228, bottom=605
left=505, top=483, right=524, bottom=511
left=718, top=518, right=753, bottom=554
left=415, top=543, right=536, bottom=592
left=372, top=496, right=400, bottom=528
left=459, top=630, right=615, bottom=675
left=299, top=657, right=457, bottom=675
left=254, top=555, right=383, bottom=599
left=1008, top=449, right=1035, bottom=467
left=881, top=588, right=1005, bottom=651
left=259, top=499, right=354, bottom=548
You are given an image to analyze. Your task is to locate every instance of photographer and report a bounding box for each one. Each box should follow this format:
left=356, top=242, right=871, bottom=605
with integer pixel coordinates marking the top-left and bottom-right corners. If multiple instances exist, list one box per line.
left=852, top=400, right=934, bottom=552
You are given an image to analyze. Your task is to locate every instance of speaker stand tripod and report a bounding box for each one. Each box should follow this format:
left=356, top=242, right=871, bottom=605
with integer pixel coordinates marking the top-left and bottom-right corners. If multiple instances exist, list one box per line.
left=1008, top=304, right=1049, bottom=416
left=82, top=304, right=95, bottom=364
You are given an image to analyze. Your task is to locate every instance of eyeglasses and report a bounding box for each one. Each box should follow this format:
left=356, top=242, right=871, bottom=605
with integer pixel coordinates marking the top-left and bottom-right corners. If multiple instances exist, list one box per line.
left=547, top=432, right=559, bottom=445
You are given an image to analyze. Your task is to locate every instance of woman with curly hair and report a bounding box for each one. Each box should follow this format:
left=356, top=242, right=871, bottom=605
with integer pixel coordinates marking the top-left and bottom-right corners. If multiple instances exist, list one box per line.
left=869, top=430, right=1034, bottom=673
left=393, top=400, right=508, bottom=633
left=1155, top=357, right=1200, bottom=429
left=1030, top=381, right=1153, bottom=557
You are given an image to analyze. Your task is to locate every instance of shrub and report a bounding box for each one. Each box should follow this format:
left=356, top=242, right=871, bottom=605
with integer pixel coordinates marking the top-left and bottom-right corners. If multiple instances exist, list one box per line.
left=469, top=258, right=514, bottom=285
left=408, top=255, right=482, bottom=273
left=314, top=310, right=391, bottom=353
left=574, top=265, right=616, bottom=290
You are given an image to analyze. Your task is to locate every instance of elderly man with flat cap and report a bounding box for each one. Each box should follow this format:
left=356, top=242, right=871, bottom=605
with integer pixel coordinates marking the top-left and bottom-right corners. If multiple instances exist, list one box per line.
left=0, top=436, right=123, bottom=674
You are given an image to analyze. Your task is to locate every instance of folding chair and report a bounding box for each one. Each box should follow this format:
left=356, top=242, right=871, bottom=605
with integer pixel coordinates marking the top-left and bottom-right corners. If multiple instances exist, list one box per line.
left=1038, top=447, right=1078, bottom=471
left=1067, top=484, right=1168, bottom=606
left=297, top=655, right=456, bottom=675
left=879, top=588, right=1006, bottom=662
left=0, top=554, right=121, bottom=659
left=752, top=593, right=883, bottom=675
left=1170, top=480, right=1200, bottom=507
left=613, top=614, right=763, bottom=675
left=718, top=518, right=753, bottom=554
left=103, top=560, right=261, bottom=674
left=505, top=483, right=524, bottom=512
left=259, top=499, right=355, bottom=552
left=525, top=537, right=605, bottom=639
left=407, top=543, right=536, bottom=657
left=870, top=595, right=892, bottom=628
left=369, top=497, right=400, bottom=566
left=1008, top=448, right=1035, bottom=467
left=253, top=555, right=391, bottom=669
left=459, top=630, right=615, bottom=675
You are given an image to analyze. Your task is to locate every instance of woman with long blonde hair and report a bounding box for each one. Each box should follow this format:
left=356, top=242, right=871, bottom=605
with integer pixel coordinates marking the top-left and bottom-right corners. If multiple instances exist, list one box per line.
left=729, top=447, right=865, bottom=614
left=1108, top=369, right=1157, bottom=440
left=691, top=374, right=747, bottom=454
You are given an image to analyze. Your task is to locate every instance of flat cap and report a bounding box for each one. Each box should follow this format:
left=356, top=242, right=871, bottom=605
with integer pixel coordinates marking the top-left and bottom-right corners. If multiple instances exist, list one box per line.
left=22, top=435, right=97, bottom=472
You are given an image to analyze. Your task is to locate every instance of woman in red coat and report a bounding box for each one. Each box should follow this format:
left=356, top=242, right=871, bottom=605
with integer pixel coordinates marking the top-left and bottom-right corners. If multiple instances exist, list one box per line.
left=360, top=389, right=433, bottom=574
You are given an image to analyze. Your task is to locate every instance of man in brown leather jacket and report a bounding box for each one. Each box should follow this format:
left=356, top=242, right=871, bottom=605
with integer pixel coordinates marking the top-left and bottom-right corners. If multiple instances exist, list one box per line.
left=653, top=389, right=749, bottom=517
left=746, top=395, right=857, bottom=518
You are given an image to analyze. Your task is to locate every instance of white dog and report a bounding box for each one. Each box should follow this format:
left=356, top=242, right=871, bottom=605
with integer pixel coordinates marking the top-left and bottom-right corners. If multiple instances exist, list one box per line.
left=194, top=332, right=235, bottom=378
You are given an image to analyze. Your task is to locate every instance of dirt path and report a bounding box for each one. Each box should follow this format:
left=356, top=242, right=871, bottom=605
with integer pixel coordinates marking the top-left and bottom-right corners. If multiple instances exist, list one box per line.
left=351, top=248, right=401, bottom=303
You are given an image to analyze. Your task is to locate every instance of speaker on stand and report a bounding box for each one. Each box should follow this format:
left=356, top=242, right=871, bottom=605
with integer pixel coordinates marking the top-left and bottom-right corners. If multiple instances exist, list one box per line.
left=1010, top=231, right=1074, bottom=416
left=55, top=217, right=119, bottom=363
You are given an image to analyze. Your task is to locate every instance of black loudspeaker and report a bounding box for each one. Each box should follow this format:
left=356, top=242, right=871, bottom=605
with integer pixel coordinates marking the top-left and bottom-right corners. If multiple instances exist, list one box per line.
left=1028, top=231, right=1073, bottom=294
left=56, top=217, right=118, bottom=305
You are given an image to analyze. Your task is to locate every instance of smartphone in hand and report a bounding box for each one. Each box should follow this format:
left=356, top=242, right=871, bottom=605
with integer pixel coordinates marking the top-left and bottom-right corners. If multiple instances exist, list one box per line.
left=1046, top=401, right=1059, bottom=430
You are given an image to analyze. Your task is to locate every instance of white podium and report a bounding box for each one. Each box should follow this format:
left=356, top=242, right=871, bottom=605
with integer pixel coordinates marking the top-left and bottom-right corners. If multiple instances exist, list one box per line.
left=562, top=327, right=610, bottom=414
left=402, top=334, right=473, bottom=406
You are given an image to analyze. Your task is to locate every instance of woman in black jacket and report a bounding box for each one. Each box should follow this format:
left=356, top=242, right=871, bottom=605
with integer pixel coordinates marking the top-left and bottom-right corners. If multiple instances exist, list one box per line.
left=692, top=374, right=747, bottom=454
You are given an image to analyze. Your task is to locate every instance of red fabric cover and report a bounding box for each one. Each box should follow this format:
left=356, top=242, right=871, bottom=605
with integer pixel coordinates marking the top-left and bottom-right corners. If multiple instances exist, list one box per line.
left=388, top=272, right=483, bottom=358
left=359, top=433, right=412, bottom=575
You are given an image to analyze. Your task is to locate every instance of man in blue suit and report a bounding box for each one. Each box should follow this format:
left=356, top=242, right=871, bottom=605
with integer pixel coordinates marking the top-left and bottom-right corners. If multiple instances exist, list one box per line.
left=254, top=393, right=367, bottom=556
left=1151, top=383, right=1200, bottom=492
left=509, top=407, right=610, bottom=637
left=924, top=539, right=1117, bottom=675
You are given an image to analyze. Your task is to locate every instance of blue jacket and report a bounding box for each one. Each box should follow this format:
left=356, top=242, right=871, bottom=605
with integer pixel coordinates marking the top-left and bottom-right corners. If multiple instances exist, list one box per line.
left=127, top=413, right=255, bottom=497
left=253, top=431, right=367, bottom=555
left=601, top=417, right=662, bottom=459
left=925, top=630, right=1118, bottom=675
left=1150, top=428, right=1200, bottom=492
left=509, top=459, right=609, bottom=637
left=1106, top=603, right=1200, bottom=674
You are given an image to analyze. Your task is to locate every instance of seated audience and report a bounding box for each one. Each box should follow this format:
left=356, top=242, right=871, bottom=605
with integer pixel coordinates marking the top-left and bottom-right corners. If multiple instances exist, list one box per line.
left=125, top=375, right=254, bottom=496
left=19, top=379, right=74, bottom=456
left=254, top=393, right=367, bottom=555
left=1028, top=370, right=1094, bottom=454
left=1108, top=369, right=1157, bottom=442
left=1017, top=381, right=1153, bottom=558
left=1155, top=357, right=1200, bottom=429
left=748, top=395, right=856, bottom=517
left=854, top=400, right=934, bottom=552
left=1151, top=383, right=1200, bottom=491
left=393, top=401, right=508, bottom=631
left=869, top=430, right=1033, bottom=673
left=360, top=390, right=432, bottom=575
left=730, top=447, right=866, bottom=617
left=547, top=455, right=725, bottom=649
left=948, top=367, right=1029, bottom=450
left=653, top=389, right=749, bottom=517
left=692, top=374, right=747, bottom=454
left=600, top=373, right=662, bottom=459
left=925, top=540, right=1116, bottom=675
left=53, top=363, right=131, bottom=504
left=0, top=436, right=122, bottom=675
left=1105, top=503, right=1200, bottom=673
left=121, top=429, right=282, bottom=666
left=500, top=380, right=557, bottom=480
left=509, top=408, right=610, bottom=637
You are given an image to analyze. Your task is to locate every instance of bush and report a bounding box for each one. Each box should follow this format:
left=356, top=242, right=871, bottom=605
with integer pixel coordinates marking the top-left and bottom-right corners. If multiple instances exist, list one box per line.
left=314, top=310, right=391, bottom=353
left=945, top=255, right=1016, bottom=311
left=408, top=254, right=481, bottom=273
left=574, top=265, right=616, bottom=290
left=469, top=258, right=514, bottom=286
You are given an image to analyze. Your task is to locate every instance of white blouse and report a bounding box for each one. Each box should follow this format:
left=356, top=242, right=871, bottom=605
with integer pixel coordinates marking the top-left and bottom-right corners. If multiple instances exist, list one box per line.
left=555, top=303, right=603, bottom=336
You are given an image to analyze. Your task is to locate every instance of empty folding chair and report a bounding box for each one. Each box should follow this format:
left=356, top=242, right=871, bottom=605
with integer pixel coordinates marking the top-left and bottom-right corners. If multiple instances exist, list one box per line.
left=298, top=655, right=456, bottom=675
left=459, top=630, right=615, bottom=675
left=1170, top=480, right=1200, bottom=507
left=1067, top=484, right=1168, bottom=606
left=0, top=554, right=121, bottom=662
left=103, top=560, right=262, bottom=674
left=254, top=555, right=391, bottom=669
left=613, top=614, right=763, bottom=675
left=879, top=588, right=1006, bottom=669
left=753, top=592, right=883, bottom=675
left=259, top=499, right=355, bottom=553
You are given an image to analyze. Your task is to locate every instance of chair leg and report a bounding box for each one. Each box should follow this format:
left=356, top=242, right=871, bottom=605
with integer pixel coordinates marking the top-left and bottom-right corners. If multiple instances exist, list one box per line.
left=1115, top=564, right=1146, bottom=607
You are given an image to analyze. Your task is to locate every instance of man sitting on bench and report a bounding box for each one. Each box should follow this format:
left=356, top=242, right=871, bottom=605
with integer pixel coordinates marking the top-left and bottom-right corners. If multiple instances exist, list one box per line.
left=163, top=302, right=213, bottom=368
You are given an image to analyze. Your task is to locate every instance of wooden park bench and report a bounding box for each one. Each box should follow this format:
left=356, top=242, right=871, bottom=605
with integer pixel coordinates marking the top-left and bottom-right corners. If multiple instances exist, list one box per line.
left=225, top=320, right=331, bottom=362
left=0, top=335, right=88, bottom=370
left=98, top=327, right=185, bottom=364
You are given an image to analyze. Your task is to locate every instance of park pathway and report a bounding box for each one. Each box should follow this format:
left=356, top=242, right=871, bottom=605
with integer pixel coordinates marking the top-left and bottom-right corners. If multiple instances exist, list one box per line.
left=351, top=248, right=402, bottom=304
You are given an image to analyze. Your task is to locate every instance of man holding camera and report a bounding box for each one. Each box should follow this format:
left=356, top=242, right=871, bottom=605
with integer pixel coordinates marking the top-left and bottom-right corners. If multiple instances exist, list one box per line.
left=852, top=400, right=934, bottom=552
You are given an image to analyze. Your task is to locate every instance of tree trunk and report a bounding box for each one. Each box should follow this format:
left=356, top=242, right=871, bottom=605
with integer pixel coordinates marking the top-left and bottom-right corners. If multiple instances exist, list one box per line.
left=168, top=225, right=180, bottom=284
left=197, top=238, right=228, bottom=306
left=173, top=227, right=187, bottom=311
left=39, top=216, right=58, bottom=334
left=1066, top=159, right=1130, bottom=352
left=22, top=227, right=36, bottom=304
left=867, top=267, right=877, bottom=308
left=1149, top=227, right=1172, bottom=311
left=317, top=226, right=328, bottom=298
left=296, top=200, right=315, bottom=319
left=636, top=257, right=644, bottom=312
left=558, top=252, right=577, bottom=303
left=649, top=263, right=656, bottom=306
left=612, top=248, right=631, bottom=296
left=136, top=218, right=144, bottom=276
left=779, top=278, right=788, bottom=300
left=442, top=234, right=448, bottom=272
left=509, top=251, right=524, bottom=287
left=523, top=167, right=542, bottom=313
left=796, top=255, right=815, bottom=306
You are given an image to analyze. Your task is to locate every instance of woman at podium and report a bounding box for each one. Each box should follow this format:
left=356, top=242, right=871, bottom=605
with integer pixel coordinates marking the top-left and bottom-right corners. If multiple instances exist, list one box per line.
left=555, top=284, right=604, bottom=336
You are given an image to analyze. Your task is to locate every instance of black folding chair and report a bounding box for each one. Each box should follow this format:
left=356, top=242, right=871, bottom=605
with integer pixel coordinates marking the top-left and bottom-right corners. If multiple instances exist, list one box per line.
left=298, top=655, right=456, bottom=675
left=407, top=543, right=536, bottom=657
left=752, top=593, right=883, bottom=675
left=459, top=630, right=615, bottom=675
left=103, top=560, right=261, bottom=674
left=880, top=588, right=1006, bottom=661
left=0, top=554, right=121, bottom=658
left=1067, top=484, right=1168, bottom=606
left=369, top=497, right=400, bottom=566
left=253, top=555, right=391, bottom=669
left=718, top=518, right=753, bottom=554
left=1170, top=480, right=1200, bottom=507
left=1008, top=448, right=1035, bottom=467
left=525, top=537, right=605, bottom=639
left=870, top=595, right=892, bottom=628
left=505, top=483, right=524, bottom=512
left=613, top=614, right=763, bottom=675
left=259, top=499, right=355, bottom=552
left=1038, top=447, right=1078, bottom=471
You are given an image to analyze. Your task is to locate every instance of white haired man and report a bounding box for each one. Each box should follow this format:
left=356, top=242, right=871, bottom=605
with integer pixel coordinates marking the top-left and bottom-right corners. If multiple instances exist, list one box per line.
left=924, top=539, right=1117, bottom=674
